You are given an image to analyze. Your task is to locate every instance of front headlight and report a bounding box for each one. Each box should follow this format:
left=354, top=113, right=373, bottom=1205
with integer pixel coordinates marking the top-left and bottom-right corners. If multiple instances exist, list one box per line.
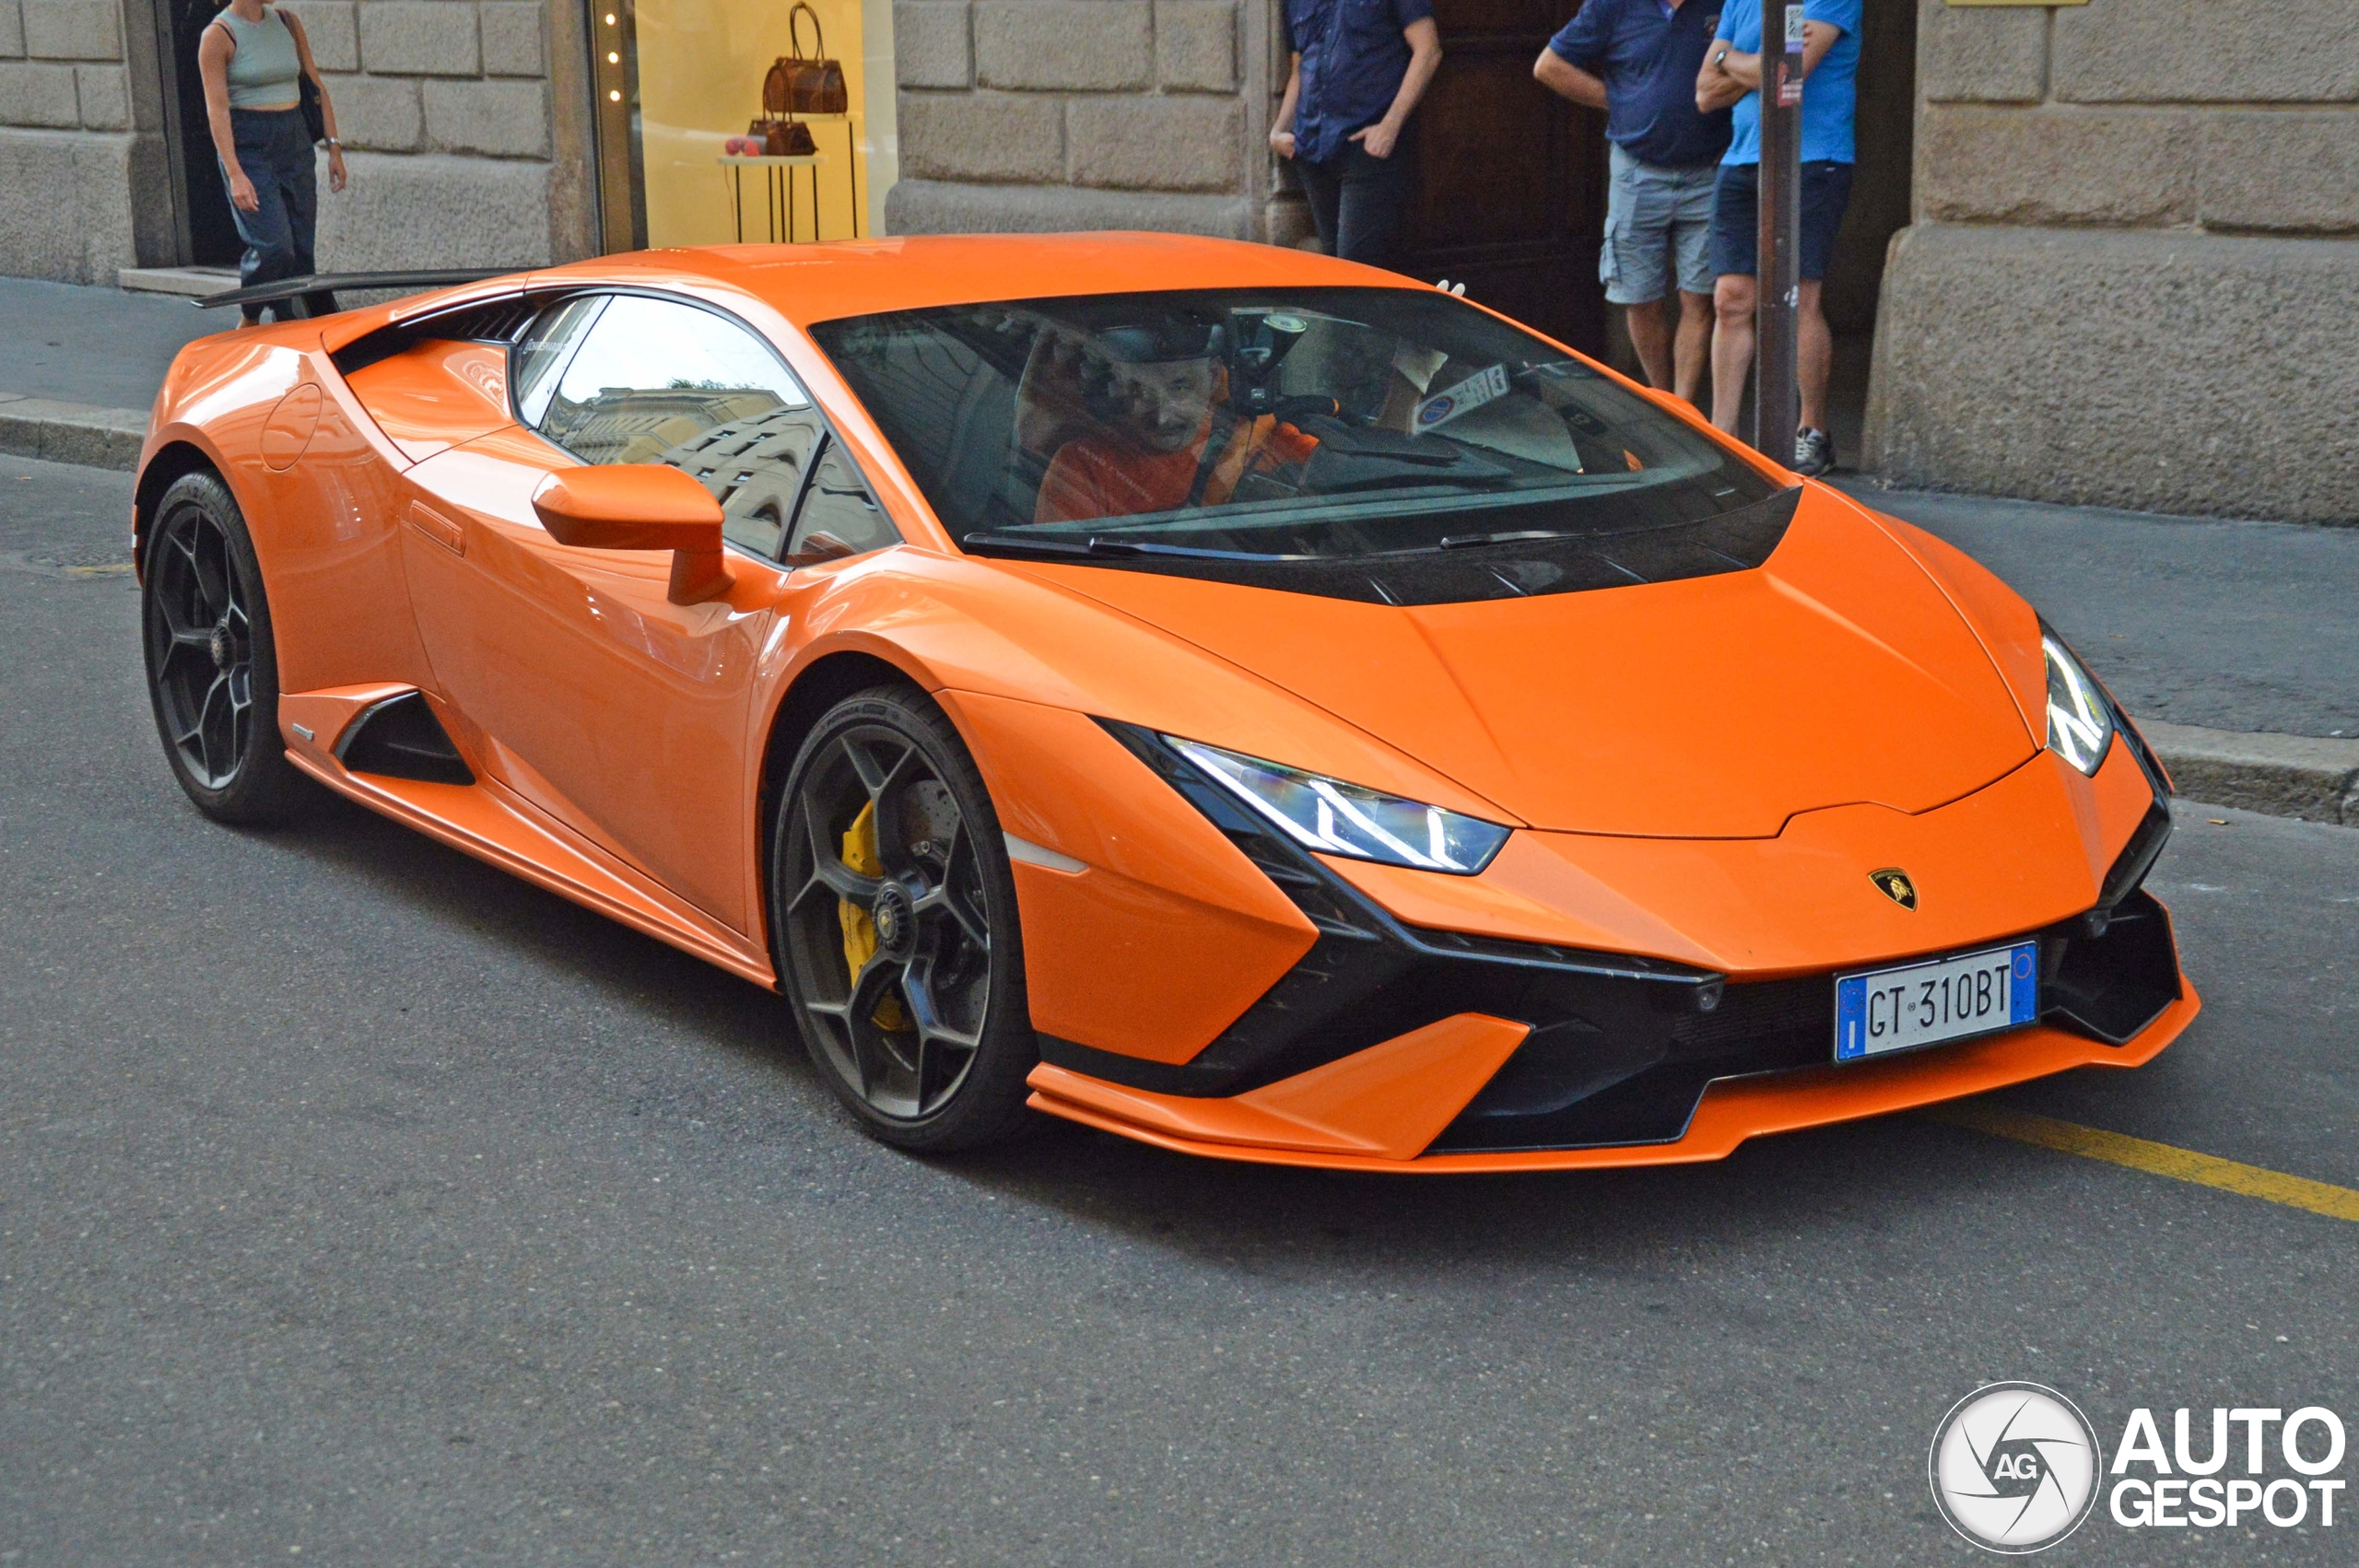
left=2041, top=631, right=2116, bottom=777
left=1166, top=736, right=1511, bottom=874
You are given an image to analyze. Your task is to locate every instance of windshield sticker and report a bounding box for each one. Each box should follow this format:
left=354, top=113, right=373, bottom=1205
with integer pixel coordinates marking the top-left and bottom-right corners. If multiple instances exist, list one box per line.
left=1414, top=364, right=1509, bottom=432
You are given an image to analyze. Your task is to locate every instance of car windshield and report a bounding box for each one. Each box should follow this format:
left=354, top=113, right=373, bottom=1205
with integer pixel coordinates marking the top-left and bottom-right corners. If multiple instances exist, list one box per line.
left=808, top=287, right=1781, bottom=574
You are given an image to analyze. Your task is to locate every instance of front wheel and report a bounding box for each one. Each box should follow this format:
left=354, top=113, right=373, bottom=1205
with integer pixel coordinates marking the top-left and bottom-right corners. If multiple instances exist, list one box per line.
left=769, top=685, right=1037, bottom=1151
left=141, top=470, right=305, bottom=825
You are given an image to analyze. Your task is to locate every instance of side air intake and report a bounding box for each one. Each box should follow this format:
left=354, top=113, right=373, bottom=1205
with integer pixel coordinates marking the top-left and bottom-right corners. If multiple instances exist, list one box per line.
left=334, top=691, right=475, bottom=786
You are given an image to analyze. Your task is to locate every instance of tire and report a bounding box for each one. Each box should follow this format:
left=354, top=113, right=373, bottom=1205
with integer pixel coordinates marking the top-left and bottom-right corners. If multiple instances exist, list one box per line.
left=141, top=470, right=306, bottom=825
left=769, top=685, right=1037, bottom=1152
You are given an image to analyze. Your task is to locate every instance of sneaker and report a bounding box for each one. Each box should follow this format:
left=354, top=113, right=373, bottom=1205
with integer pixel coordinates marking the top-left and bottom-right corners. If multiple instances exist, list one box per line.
left=1793, top=427, right=1834, bottom=476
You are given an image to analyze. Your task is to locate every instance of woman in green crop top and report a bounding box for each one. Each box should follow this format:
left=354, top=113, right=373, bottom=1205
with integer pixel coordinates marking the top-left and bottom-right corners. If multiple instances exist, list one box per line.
left=198, top=0, right=347, bottom=322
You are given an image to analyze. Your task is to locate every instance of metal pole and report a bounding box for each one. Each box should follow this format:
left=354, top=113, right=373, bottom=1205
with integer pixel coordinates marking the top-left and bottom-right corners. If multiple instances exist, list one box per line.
left=1753, top=0, right=1804, bottom=462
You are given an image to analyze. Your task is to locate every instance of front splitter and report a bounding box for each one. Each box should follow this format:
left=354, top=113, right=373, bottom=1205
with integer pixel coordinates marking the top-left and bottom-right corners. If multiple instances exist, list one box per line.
left=1026, top=987, right=2201, bottom=1174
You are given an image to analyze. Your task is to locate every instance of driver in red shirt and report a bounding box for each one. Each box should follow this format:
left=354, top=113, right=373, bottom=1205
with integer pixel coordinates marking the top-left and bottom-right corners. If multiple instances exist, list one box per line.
left=1035, top=323, right=1318, bottom=525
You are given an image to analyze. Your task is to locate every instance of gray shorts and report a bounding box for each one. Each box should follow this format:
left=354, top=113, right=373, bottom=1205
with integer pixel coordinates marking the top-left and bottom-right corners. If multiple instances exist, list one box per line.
left=1601, top=143, right=1719, bottom=305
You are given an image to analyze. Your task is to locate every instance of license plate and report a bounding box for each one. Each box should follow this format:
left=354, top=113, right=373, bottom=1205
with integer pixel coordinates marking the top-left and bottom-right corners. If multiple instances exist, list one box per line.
left=1834, top=942, right=2038, bottom=1061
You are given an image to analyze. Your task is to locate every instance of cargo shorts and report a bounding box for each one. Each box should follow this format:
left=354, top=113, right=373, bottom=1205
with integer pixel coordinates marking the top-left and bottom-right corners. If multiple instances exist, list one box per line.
left=1600, top=142, right=1719, bottom=306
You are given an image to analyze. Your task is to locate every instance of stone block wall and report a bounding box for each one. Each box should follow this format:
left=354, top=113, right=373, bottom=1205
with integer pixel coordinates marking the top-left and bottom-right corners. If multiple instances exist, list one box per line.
left=288, top=0, right=571, bottom=270
left=1867, top=0, right=2359, bottom=522
left=0, top=0, right=170, bottom=282
left=886, top=0, right=1264, bottom=239
left=0, top=0, right=593, bottom=285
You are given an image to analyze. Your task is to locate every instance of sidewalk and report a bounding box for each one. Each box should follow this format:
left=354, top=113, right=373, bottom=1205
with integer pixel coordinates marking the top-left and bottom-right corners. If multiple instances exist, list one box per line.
left=3, top=275, right=2353, bottom=825
left=0, top=276, right=228, bottom=412
left=1833, top=478, right=2359, bottom=825
left=0, top=277, right=232, bottom=469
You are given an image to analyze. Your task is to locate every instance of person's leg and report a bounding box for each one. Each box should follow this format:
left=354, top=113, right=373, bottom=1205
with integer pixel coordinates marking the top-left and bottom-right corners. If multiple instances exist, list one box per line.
left=1672, top=291, right=1714, bottom=407
left=1796, top=278, right=1832, bottom=436
left=266, top=115, right=339, bottom=318
left=230, top=169, right=299, bottom=298
left=1602, top=145, right=1675, bottom=389
left=1624, top=298, right=1673, bottom=390
left=1668, top=164, right=1719, bottom=407
left=1294, top=154, right=1344, bottom=257
left=1706, top=165, right=1760, bottom=434
left=221, top=113, right=295, bottom=321
left=1792, top=161, right=1855, bottom=450
left=1711, top=274, right=1756, bottom=434
left=1332, top=127, right=1414, bottom=271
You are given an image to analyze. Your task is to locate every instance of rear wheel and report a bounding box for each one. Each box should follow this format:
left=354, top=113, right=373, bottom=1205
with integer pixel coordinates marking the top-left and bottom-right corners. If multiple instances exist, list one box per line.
left=141, top=471, right=305, bottom=825
left=769, top=686, right=1036, bottom=1151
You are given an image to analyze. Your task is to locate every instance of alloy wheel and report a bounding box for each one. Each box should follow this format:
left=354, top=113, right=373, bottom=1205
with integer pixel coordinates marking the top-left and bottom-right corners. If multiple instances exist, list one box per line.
left=146, top=501, right=256, bottom=790
left=780, top=722, right=995, bottom=1122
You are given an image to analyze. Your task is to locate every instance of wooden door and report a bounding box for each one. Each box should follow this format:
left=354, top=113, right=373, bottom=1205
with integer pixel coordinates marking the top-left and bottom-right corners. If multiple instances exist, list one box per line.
left=1403, top=0, right=1606, bottom=357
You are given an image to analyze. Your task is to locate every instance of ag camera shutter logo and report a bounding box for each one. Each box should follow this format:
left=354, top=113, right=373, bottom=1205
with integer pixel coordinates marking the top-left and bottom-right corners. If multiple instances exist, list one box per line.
left=1928, top=1383, right=2103, bottom=1553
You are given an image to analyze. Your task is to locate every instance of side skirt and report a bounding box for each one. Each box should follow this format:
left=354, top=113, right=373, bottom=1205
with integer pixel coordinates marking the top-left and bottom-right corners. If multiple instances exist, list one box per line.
left=285, top=731, right=777, bottom=990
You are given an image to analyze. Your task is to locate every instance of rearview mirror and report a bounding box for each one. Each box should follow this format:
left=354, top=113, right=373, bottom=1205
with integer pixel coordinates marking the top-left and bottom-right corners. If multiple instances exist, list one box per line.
left=531, top=464, right=731, bottom=605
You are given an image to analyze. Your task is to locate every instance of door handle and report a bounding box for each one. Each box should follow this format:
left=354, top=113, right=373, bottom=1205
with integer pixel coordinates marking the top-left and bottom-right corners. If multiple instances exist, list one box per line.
left=407, top=500, right=465, bottom=556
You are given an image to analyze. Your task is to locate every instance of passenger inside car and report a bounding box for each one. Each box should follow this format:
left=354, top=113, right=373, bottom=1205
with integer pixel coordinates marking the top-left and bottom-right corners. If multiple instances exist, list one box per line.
left=1031, top=322, right=1319, bottom=525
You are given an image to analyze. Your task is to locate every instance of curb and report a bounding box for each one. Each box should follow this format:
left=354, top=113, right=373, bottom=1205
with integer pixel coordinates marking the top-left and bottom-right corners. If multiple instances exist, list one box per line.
left=2143, top=721, right=2359, bottom=827
left=2, top=400, right=2353, bottom=831
left=0, top=394, right=146, bottom=472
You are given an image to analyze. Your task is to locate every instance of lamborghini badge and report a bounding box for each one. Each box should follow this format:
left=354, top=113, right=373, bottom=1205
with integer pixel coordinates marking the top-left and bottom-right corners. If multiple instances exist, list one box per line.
left=1870, top=868, right=1919, bottom=910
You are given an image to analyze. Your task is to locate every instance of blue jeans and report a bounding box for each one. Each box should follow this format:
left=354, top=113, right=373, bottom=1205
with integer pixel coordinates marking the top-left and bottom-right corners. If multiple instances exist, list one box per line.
left=222, top=108, right=336, bottom=321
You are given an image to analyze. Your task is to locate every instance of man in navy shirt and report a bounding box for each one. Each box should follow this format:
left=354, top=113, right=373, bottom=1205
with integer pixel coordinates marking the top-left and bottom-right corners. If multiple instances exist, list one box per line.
left=1535, top=0, right=1731, bottom=407
left=1270, top=0, right=1443, bottom=272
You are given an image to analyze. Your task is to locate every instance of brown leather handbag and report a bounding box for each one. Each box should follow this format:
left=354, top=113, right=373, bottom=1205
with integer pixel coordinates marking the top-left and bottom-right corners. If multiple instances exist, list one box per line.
left=748, top=116, right=818, bottom=157
left=763, top=3, right=848, bottom=117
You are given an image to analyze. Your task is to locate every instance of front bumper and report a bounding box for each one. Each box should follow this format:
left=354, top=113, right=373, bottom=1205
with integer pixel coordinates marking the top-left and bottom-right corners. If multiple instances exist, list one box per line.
left=1025, top=724, right=2191, bottom=1171
left=1027, top=981, right=2200, bottom=1173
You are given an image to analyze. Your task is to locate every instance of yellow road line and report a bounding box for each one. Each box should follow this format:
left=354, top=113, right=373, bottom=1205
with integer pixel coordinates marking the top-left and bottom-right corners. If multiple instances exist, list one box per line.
left=1925, top=1102, right=2359, bottom=1224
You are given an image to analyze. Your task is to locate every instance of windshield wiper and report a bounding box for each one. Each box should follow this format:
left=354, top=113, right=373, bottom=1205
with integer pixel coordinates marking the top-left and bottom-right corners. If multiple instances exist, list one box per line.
left=1437, top=529, right=1579, bottom=551
left=961, top=532, right=1295, bottom=562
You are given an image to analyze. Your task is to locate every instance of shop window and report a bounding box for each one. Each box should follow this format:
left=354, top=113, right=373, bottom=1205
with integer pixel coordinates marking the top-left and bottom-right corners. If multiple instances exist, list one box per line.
left=587, top=0, right=889, bottom=251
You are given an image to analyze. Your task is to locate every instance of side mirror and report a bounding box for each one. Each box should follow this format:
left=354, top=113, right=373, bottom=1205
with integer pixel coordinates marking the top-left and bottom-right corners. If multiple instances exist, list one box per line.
left=531, top=464, right=731, bottom=605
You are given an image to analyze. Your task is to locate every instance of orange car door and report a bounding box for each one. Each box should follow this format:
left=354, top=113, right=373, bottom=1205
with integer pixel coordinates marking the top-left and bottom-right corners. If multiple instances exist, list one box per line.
left=397, top=293, right=827, bottom=931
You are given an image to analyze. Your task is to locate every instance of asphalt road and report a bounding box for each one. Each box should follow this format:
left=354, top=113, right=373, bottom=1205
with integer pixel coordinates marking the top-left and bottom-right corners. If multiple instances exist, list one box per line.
left=5, top=454, right=2355, bottom=1565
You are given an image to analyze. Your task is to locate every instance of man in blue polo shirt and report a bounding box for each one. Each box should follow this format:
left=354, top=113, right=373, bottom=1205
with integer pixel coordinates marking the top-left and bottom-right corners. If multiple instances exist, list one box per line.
left=1696, top=0, right=1860, bottom=474
left=1535, top=0, right=1730, bottom=408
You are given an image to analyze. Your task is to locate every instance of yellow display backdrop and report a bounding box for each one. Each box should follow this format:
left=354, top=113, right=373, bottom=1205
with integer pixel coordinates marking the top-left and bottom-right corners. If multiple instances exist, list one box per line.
left=636, top=0, right=870, bottom=246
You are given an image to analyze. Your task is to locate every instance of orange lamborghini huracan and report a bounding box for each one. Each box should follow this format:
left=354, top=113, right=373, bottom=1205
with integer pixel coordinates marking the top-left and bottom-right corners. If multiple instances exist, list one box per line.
left=134, top=235, right=2195, bottom=1170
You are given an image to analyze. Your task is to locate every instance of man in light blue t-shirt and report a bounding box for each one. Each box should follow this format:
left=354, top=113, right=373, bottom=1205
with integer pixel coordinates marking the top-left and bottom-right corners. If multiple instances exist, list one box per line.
left=1695, top=0, right=1860, bottom=474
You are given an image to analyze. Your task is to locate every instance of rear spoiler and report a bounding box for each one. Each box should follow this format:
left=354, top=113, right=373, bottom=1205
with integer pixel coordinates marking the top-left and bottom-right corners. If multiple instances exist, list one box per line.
left=193, top=269, right=512, bottom=311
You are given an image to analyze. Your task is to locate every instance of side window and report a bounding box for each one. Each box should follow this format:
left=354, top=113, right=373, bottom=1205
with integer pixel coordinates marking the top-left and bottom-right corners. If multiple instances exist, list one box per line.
left=511, top=296, right=605, bottom=426
left=528, top=294, right=816, bottom=558
left=789, top=434, right=898, bottom=560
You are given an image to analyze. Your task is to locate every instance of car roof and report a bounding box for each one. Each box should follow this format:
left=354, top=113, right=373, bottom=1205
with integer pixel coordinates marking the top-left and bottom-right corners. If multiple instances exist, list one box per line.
left=523, top=232, right=1427, bottom=332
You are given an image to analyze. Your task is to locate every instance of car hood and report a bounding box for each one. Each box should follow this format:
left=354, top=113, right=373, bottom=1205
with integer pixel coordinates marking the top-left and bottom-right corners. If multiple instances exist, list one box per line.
left=1017, top=488, right=2039, bottom=837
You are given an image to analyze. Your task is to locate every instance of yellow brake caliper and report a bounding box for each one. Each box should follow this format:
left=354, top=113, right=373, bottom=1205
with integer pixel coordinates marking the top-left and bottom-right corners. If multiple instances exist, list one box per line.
left=837, top=801, right=909, bottom=1031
